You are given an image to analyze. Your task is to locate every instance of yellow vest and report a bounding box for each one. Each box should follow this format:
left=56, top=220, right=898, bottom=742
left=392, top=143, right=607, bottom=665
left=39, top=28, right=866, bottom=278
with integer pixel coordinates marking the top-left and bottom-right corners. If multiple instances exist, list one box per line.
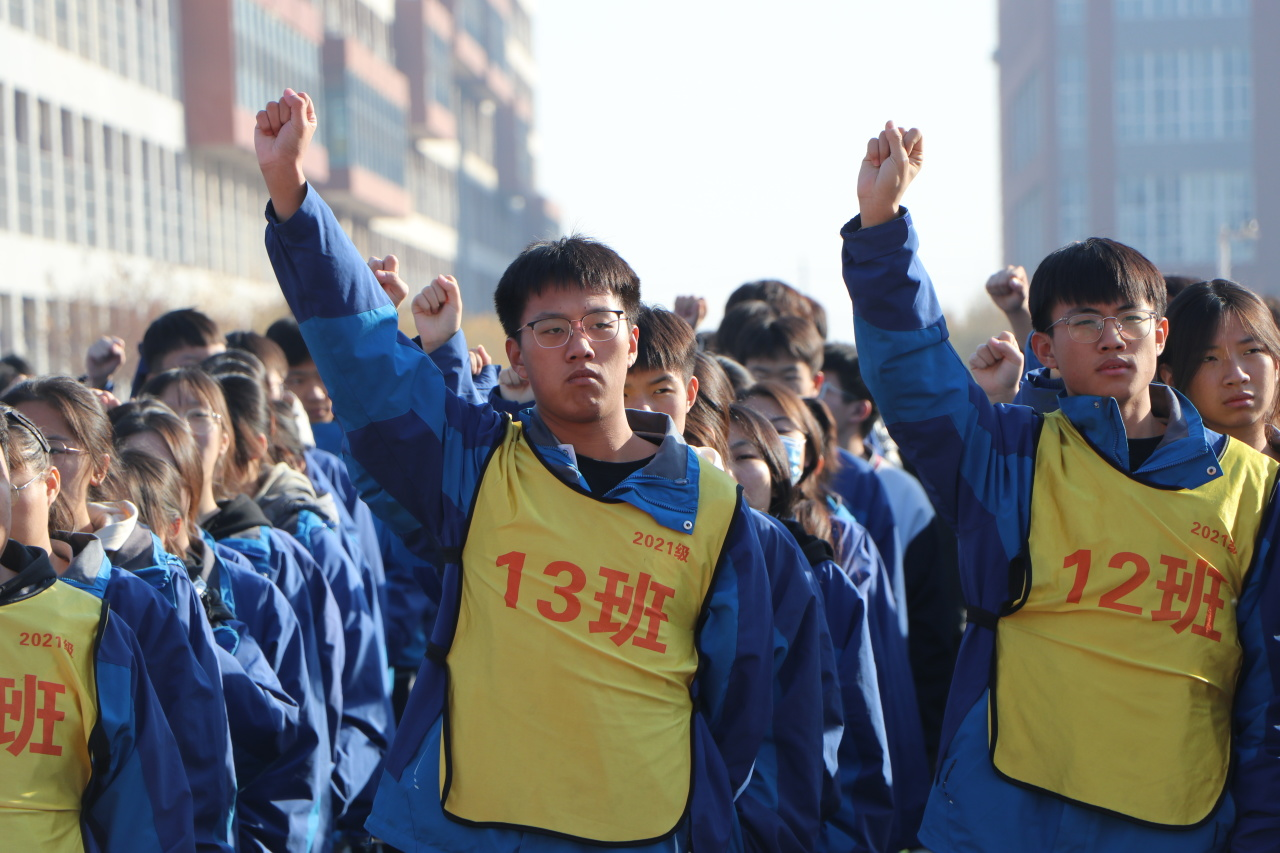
left=991, top=410, right=1277, bottom=826
left=441, top=421, right=740, bottom=844
left=0, top=580, right=103, bottom=853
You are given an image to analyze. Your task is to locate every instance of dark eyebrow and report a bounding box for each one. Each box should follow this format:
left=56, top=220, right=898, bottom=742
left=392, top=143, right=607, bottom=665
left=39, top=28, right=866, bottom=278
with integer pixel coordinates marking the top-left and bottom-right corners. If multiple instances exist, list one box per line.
left=647, top=373, right=676, bottom=386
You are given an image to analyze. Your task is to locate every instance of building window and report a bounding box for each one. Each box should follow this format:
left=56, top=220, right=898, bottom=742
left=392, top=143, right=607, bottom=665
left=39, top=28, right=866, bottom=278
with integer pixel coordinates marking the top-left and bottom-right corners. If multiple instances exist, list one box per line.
left=1009, top=72, right=1044, bottom=173
left=1116, top=0, right=1249, bottom=19
left=1059, top=176, right=1088, bottom=245
left=1057, top=55, right=1086, bottom=148
left=1115, top=47, right=1250, bottom=143
left=1011, top=189, right=1045, bottom=269
left=1117, top=171, right=1253, bottom=265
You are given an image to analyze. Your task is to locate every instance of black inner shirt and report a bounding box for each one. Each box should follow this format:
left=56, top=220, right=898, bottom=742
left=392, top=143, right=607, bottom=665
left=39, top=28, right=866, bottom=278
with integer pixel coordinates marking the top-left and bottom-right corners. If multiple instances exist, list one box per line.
left=1128, top=435, right=1162, bottom=471
left=576, top=454, right=651, bottom=496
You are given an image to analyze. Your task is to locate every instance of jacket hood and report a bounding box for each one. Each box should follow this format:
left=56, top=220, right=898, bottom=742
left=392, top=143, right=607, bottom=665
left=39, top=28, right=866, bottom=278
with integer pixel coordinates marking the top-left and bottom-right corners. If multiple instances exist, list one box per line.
left=254, top=461, right=332, bottom=532
left=202, top=494, right=274, bottom=540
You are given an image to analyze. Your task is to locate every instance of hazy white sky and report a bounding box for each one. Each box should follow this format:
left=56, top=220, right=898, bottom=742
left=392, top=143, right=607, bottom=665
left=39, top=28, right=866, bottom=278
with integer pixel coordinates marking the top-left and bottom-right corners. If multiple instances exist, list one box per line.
left=532, top=0, right=1003, bottom=343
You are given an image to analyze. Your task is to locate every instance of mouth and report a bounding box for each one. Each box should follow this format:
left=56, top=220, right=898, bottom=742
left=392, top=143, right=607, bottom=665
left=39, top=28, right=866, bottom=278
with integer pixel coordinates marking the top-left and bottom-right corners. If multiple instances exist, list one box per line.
left=1224, top=393, right=1255, bottom=408
left=1096, top=358, right=1132, bottom=376
left=567, top=369, right=601, bottom=386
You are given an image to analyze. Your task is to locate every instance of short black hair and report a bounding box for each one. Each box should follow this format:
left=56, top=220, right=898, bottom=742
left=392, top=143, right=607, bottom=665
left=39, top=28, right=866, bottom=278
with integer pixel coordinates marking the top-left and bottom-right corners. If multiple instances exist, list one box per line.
left=711, top=301, right=776, bottom=357
left=713, top=355, right=754, bottom=398
left=493, top=235, right=641, bottom=339
left=139, top=309, right=220, bottom=368
left=822, top=343, right=876, bottom=437
left=728, top=315, right=824, bottom=374
left=633, top=306, right=697, bottom=379
left=0, top=354, right=34, bottom=376
left=265, top=317, right=311, bottom=367
left=1028, top=238, right=1166, bottom=333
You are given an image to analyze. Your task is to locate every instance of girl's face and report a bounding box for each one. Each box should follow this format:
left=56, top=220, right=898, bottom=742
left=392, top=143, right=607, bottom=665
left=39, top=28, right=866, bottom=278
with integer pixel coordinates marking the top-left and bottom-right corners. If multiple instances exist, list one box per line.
left=157, top=385, right=228, bottom=487
left=728, top=423, right=773, bottom=513
left=7, top=457, right=57, bottom=548
left=14, top=400, right=96, bottom=513
left=1181, top=314, right=1280, bottom=434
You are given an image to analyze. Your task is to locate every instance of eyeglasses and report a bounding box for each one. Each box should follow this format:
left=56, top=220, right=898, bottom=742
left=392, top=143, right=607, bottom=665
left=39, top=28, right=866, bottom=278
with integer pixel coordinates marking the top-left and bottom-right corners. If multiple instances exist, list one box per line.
left=1047, top=310, right=1159, bottom=344
left=516, top=310, right=626, bottom=349
left=180, top=409, right=223, bottom=437
left=48, top=442, right=86, bottom=456
left=820, top=384, right=863, bottom=405
left=10, top=471, right=46, bottom=492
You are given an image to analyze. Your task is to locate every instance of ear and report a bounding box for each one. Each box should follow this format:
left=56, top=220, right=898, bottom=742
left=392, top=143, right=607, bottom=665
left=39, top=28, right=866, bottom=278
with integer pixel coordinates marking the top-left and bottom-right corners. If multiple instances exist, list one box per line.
left=251, top=432, right=270, bottom=463
left=1153, top=316, right=1168, bottom=355
left=811, top=370, right=825, bottom=395
left=849, top=399, right=874, bottom=426
left=1158, top=363, right=1173, bottom=386
left=1030, top=330, right=1058, bottom=370
left=89, top=454, right=111, bottom=488
left=44, top=466, right=61, bottom=507
left=684, top=375, right=699, bottom=413
left=625, top=322, right=640, bottom=368
left=506, top=337, right=529, bottom=381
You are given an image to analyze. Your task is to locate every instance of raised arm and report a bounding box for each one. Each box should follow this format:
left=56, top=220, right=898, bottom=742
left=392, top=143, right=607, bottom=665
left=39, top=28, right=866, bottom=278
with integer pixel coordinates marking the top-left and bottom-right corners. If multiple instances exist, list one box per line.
left=255, top=89, right=506, bottom=543
left=841, top=122, right=1039, bottom=566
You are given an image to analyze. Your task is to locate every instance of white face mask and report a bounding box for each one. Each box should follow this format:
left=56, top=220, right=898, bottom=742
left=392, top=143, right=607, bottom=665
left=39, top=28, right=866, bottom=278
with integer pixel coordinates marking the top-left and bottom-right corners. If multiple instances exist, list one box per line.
left=779, top=434, right=806, bottom=485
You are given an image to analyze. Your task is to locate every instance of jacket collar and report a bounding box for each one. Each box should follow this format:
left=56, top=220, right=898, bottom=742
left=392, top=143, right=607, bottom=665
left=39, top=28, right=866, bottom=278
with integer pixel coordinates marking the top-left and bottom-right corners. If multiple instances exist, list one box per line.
left=1057, top=383, right=1225, bottom=489
left=51, top=532, right=113, bottom=595
left=0, top=541, right=58, bottom=604
left=203, top=494, right=273, bottom=540
left=518, top=408, right=705, bottom=534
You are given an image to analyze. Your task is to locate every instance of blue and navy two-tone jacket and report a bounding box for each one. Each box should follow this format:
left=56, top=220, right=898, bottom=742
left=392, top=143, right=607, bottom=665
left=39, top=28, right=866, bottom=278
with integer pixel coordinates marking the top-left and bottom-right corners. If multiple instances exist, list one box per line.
left=264, top=185, right=778, bottom=853
left=198, top=531, right=325, bottom=853
left=0, top=541, right=196, bottom=852
left=841, top=208, right=1280, bottom=852
left=253, top=464, right=392, bottom=830
left=56, top=533, right=233, bottom=853
left=203, top=497, right=341, bottom=852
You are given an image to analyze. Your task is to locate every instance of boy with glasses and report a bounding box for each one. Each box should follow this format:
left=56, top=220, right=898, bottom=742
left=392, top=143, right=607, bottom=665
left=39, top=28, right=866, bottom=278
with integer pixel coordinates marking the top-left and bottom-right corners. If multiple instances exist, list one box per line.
left=254, top=89, right=791, bottom=853
left=843, top=121, right=1280, bottom=851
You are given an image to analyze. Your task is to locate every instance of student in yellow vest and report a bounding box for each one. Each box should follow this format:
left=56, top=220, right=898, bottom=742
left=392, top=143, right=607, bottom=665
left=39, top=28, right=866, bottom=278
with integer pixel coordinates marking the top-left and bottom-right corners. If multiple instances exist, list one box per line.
left=0, top=405, right=195, bottom=851
left=254, top=88, right=799, bottom=853
left=841, top=121, right=1280, bottom=851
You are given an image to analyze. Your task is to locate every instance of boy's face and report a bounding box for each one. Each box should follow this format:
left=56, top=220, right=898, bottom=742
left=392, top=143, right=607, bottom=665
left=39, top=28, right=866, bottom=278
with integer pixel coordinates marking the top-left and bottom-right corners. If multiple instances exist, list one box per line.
left=1031, top=299, right=1168, bottom=405
left=285, top=359, right=334, bottom=423
left=744, top=356, right=823, bottom=398
left=506, top=286, right=639, bottom=426
left=623, top=368, right=698, bottom=434
left=820, top=375, right=871, bottom=446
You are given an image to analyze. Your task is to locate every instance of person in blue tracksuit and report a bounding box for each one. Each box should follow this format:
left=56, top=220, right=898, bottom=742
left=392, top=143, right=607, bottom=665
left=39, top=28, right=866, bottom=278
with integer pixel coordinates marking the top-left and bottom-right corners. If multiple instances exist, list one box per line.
left=843, top=121, right=1280, bottom=851
left=207, top=367, right=391, bottom=840
left=3, top=377, right=236, bottom=853
left=140, top=366, right=342, bottom=851
left=0, top=405, right=196, bottom=852
left=255, top=88, right=780, bottom=852
left=727, top=402, right=893, bottom=852
left=112, top=397, right=329, bottom=853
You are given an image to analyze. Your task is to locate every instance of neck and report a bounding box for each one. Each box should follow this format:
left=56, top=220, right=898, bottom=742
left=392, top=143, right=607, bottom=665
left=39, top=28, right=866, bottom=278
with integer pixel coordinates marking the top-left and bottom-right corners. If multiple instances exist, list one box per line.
left=69, top=501, right=93, bottom=535
left=1219, top=419, right=1274, bottom=459
left=1119, top=390, right=1163, bottom=439
left=0, top=558, right=15, bottom=586
left=841, top=431, right=867, bottom=460
left=198, top=484, right=220, bottom=521
left=536, top=406, right=650, bottom=463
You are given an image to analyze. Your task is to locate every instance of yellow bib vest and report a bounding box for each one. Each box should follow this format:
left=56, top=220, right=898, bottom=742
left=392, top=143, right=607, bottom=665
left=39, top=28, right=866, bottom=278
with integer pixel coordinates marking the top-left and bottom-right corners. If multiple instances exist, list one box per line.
left=0, top=580, right=104, bottom=853
left=440, top=421, right=740, bottom=844
left=991, top=410, right=1277, bottom=826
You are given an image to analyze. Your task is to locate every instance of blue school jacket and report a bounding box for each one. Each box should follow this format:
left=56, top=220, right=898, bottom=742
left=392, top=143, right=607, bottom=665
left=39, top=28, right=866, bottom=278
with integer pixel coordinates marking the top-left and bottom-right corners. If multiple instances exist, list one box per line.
left=265, top=185, right=779, bottom=853
left=841, top=208, right=1280, bottom=852
left=0, top=541, right=196, bottom=852
left=56, top=533, right=233, bottom=853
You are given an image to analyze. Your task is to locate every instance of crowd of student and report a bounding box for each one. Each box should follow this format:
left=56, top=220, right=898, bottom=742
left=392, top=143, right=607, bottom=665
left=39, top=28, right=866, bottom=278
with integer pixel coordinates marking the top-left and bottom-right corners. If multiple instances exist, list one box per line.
left=2, top=92, right=1279, bottom=853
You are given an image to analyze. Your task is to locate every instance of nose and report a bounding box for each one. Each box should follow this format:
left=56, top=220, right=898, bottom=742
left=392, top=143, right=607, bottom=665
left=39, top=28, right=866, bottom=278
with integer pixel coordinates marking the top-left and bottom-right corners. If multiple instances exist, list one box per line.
left=564, top=325, right=596, bottom=360
left=1097, top=318, right=1127, bottom=350
left=1224, top=356, right=1249, bottom=385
